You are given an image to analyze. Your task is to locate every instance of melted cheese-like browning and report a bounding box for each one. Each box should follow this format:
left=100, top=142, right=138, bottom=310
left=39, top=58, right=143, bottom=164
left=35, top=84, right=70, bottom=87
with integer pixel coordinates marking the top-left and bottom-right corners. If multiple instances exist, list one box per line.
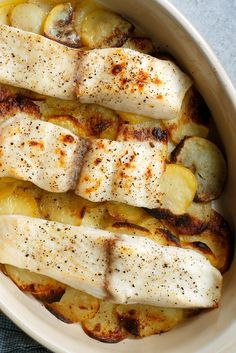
left=0, top=215, right=222, bottom=308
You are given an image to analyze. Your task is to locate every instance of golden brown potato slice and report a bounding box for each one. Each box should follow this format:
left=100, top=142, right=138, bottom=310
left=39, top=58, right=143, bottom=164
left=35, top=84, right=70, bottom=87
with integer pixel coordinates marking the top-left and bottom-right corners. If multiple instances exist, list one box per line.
left=73, top=103, right=119, bottom=139
left=0, top=95, right=41, bottom=123
left=39, top=191, right=87, bottom=226
left=44, top=3, right=80, bottom=47
left=45, top=287, right=99, bottom=323
left=116, top=304, right=183, bottom=337
left=82, top=301, right=128, bottom=343
left=10, top=3, right=47, bottom=34
left=106, top=220, right=150, bottom=236
left=180, top=210, right=233, bottom=273
left=171, top=137, right=227, bottom=202
left=47, top=114, right=84, bottom=136
left=36, top=98, right=79, bottom=117
left=122, top=37, right=154, bottom=54
left=81, top=204, right=109, bottom=229
left=140, top=217, right=180, bottom=246
left=117, top=110, right=158, bottom=125
left=4, top=265, right=65, bottom=302
left=163, top=87, right=210, bottom=143
left=145, top=202, right=212, bottom=235
left=74, top=0, right=101, bottom=36
left=0, top=187, right=40, bottom=217
left=107, top=201, right=146, bottom=223
left=158, top=164, right=197, bottom=215
left=81, top=9, right=134, bottom=48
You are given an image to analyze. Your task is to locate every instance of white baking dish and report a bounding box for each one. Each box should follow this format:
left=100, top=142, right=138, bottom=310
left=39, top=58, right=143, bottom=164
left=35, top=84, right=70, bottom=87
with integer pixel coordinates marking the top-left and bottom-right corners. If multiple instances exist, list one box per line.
left=0, top=0, right=236, bottom=352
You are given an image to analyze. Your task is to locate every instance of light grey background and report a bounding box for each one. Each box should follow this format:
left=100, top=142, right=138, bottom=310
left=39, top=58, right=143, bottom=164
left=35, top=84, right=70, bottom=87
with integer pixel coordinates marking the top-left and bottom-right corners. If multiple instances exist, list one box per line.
left=169, top=0, right=236, bottom=87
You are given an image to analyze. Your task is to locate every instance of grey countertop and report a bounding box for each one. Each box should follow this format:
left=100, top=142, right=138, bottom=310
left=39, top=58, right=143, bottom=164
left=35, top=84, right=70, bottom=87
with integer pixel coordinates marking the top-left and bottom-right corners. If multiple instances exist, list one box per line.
left=169, top=0, right=236, bottom=87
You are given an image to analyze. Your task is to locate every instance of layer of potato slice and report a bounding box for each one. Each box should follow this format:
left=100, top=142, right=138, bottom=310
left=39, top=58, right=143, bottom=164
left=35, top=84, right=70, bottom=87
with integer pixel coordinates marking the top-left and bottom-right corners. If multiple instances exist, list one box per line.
left=10, top=3, right=47, bottom=34
left=80, top=9, right=133, bottom=48
left=163, top=87, right=210, bottom=143
left=117, top=110, right=158, bottom=126
left=146, top=202, right=212, bottom=235
left=158, top=164, right=197, bottom=215
left=74, top=0, right=101, bottom=36
left=43, top=102, right=119, bottom=139
left=116, top=304, right=183, bottom=337
left=44, top=2, right=80, bottom=47
left=180, top=210, right=233, bottom=273
left=4, top=264, right=65, bottom=302
left=106, top=221, right=150, bottom=237
left=0, top=5, right=11, bottom=25
left=39, top=191, right=88, bottom=226
left=0, top=186, right=40, bottom=217
left=46, top=287, right=99, bottom=323
left=82, top=301, right=128, bottom=343
left=171, top=136, right=227, bottom=202
left=81, top=203, right=109, bottom=229
left=107, top=201, right=147, bottom=223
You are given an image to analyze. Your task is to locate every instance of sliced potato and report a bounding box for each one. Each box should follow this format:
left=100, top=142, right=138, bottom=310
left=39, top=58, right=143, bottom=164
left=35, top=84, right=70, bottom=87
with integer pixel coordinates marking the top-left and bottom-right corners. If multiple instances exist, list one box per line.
left=0, top=5, right=11, bottom=25
left=28, top=0, right=53, bottom=13
left=0, top=187, right=40, bottom=217
left=163, top=87, right=210, bottom=143
left=0, top=178, right=17, bottom=198
left=74, top=0, right=101, bottom=35
left=72, top=103, right=119, bottom=139
left=10, top=3, right=46, bottom=34
left=81, top=9, right=133, bottom=48
left=180, top=210, right=233, bottom=273
left=36, top=97, right=79, bottom=117
left=116, top=304, right=183, bottom=337
left=106, top=221, right=150, bottom=236
left=44, top=2, right=80, bottom=48
left=122, top=37, right=154, bottom=54
left=47, top=115, right=83, bottom=136
left=39, top=191, right=87, bottom=226
left=46, top=287, right=99, bottom=323
left=140, top=217, right=180, bottom=246
left=146, top=202, right=212, bottom=235
left=81, top=204, right=108, bottom=229
left=107, top=201, right=146, bottom=223
left=4, top=265, right=65, bottom=302
left=117, top=110, right=158, bottom=126
left=0, top=0, right=24, bottom=8
left=158, top=164, right=197, bottom=215
left=82, top=301, right=128, bottom=343
left=171, top=136, right=227, bottom=202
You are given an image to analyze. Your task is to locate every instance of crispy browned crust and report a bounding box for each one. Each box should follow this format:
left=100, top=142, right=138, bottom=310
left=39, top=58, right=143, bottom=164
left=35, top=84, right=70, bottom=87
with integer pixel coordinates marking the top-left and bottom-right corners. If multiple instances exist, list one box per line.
left=0, top=95, right=41, bottom=122
left=82, top=323, right=128, bottom=343
left=112, top=222, right=150, bottom=233
left=144, top=207, right=208, bottom=235
left=183, top=87, right=210, bottom=126
left=33, top=288, right=65, bottom=303
left=45, top=304, right=74, bottom=324
left=207, top=210, right=234, bottom=273
left=118, top=124, right=167, bottom=143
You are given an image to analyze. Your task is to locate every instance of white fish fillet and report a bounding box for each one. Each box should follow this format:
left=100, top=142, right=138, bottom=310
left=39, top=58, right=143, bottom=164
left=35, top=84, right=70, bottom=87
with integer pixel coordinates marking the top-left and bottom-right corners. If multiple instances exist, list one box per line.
left=0, top=25, right=192, bottom=119
left=0, top=215, right=222, bottom=308
left=0, top=25, right=78, bottom=99
left=0, top=114, right=88, bottom=192
left=76, top=48, right=192, bottom=120
left=76, top=134, right=167, bottom=208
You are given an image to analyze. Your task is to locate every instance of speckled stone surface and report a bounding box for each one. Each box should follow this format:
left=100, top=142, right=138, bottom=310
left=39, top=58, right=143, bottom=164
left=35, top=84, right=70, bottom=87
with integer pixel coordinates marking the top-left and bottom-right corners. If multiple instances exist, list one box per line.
left=169, top=0, right=236, bottom=87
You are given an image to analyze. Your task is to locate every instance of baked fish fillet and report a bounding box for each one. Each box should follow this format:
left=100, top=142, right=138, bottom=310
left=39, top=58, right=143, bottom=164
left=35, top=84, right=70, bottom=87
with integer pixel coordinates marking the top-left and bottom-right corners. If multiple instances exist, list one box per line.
left=0, top=215, right=222, bottom=308
left=0, top=114, right=88, bottom=192
left=76, top=128, right=167, bottom=208
left=0, top=25, right=192, bottom=120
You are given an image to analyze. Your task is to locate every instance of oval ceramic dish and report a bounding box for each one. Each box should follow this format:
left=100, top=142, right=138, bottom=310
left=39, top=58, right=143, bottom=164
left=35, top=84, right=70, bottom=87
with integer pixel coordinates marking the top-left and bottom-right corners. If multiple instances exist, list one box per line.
left=0, top=0, right=236, bottom=352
